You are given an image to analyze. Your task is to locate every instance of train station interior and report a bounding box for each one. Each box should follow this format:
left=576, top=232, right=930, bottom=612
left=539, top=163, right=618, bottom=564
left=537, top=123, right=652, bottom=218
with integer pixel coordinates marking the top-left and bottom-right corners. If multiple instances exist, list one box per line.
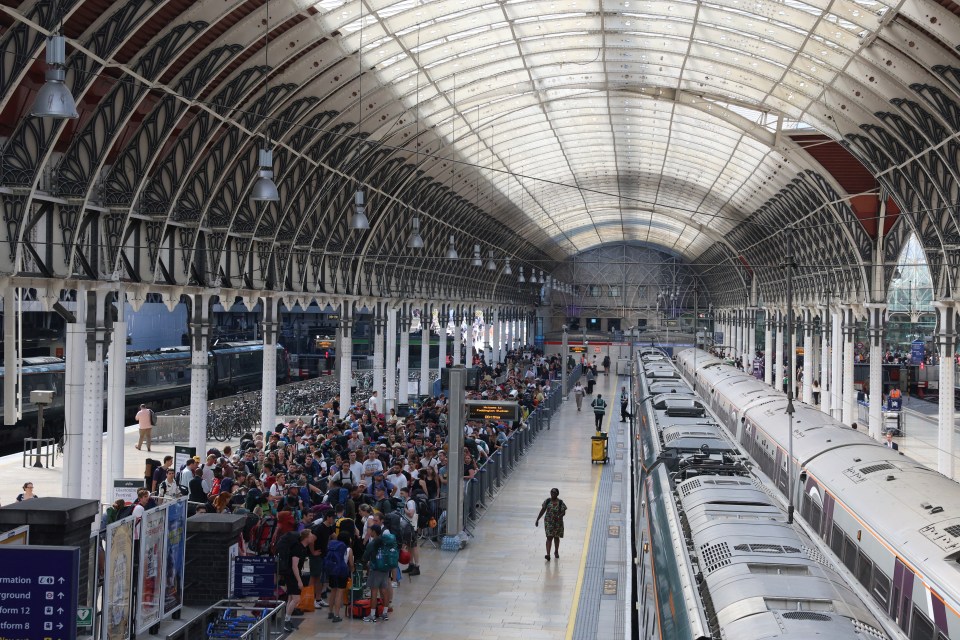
left=2, top=0, right=960, bottom=637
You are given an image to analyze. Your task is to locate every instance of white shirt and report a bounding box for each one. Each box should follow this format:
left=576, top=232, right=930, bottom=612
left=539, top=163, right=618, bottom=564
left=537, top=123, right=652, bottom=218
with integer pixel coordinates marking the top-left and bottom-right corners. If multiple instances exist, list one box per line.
left=350, top=461, right=365, bottom=483
left=362, top=458, right=384, bottom=479
left=367, top=395, right=379, bottom=413
left=403, top=498, right=417, bottom=527
left=386, top=472, right=407, bottom=497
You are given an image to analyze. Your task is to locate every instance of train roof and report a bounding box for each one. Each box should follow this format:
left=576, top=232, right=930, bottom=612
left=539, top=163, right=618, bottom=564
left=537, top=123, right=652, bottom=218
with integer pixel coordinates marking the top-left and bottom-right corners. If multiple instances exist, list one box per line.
left=680, top=346, right=960, bottom=613
left=680, top=477, right=883, bottom=640
left=660, top=424, right=736, bottom=454
left=805, top=445, right=960, bottom=606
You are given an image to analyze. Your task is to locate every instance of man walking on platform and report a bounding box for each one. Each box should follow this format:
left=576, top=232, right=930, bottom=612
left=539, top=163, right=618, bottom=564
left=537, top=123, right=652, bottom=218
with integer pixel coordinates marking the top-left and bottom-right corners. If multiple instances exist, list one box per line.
left=591, top=394, right=607, bottom=432
left=619, top=386, right=631, bottom=423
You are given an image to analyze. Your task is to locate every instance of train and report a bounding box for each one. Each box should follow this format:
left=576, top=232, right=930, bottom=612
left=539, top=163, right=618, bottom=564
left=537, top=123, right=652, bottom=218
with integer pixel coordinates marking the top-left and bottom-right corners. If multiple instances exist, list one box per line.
left=631, top=348, right=890, bottom=640
left=0, top=342, right=289, bottom=451
left=676, top=347, right=960, bottom=640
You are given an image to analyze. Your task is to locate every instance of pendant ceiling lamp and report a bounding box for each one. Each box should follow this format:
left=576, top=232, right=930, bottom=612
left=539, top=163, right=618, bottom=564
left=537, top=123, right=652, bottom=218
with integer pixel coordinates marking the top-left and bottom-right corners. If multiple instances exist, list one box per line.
left=407, top=216, right=425, bottom=249
left=445, top=235, right=459, bottom=260
left=31, top=31, right=78, bottom=119
left=251, top=0, right=280, bottom=203
left=471, top=244, right=482, bottom=267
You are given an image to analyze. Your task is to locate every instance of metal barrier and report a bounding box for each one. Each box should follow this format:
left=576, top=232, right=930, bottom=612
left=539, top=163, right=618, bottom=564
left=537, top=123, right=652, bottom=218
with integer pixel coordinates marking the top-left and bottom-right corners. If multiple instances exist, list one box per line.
left=458, top=384, right=561, bottom=532
left=22, top=437, right=56, bottom=468
left=164, top=599, right=286, bottom=640
left=154, top=415, right=191, bottom=443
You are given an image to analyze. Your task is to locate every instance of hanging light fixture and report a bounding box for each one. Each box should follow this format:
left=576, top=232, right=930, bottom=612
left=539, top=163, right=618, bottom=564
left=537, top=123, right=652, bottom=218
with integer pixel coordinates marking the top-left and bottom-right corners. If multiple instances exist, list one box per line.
left=517, top=266, right=526, bottom=283
left=350, top=2, right=369, bottom=230
left=538, top=270, right=545, bottom=284
left=472, top=244, right=482, bottom=267
left=250, top=0, right=279, bottom=203
left=251, top=148, right=280, bottom=202
left=485, top=251, right=496, bottom=271
left=407, top=216, right=424, bottom=249
left=31, top=32, right=78, bottom=119
left=445, top=235, right=459, bottom=260
left=504, top=257, right=512, bottom=276
left=351, top=189, right=369, bottom=229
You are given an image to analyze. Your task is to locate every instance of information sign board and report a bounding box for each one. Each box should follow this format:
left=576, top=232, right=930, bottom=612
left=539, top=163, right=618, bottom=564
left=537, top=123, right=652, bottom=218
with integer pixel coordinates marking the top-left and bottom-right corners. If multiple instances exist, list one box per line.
left=0, top=545, right=80, bottom=640
left=173, top=446, right=196, bottom=476
left=911, top=339, right=925, bottom=366
left=77, top=607, right=93, bottom=628
left=113, top=479, right=143, bottom=505
left=465, top=400, right=519, bottom=422
left=232, top=556, right=277, bottom=598
left=568, top=345, right=587, bottom=353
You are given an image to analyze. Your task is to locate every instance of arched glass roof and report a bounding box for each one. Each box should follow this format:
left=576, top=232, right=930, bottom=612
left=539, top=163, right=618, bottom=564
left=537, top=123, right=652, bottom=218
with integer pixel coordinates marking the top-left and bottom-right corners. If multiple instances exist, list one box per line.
left=308, top=0, right=899, bottom=258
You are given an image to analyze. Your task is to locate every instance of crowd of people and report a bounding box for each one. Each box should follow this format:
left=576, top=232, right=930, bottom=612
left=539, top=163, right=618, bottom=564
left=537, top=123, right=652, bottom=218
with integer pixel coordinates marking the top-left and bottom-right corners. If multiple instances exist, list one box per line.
left=119, top=344, right=560, bottom=629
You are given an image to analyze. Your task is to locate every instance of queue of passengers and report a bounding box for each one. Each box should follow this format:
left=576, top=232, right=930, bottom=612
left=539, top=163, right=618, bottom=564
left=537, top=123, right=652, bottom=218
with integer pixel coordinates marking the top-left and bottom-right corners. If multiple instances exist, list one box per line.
left=131, top=345, right=559, bottom=620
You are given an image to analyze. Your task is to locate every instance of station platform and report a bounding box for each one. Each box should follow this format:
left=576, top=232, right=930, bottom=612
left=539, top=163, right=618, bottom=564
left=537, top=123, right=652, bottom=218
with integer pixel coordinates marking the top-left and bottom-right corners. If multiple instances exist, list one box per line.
left=283, top=373, right=630, bottom=640
left=0, top=374, right=633, bottom=639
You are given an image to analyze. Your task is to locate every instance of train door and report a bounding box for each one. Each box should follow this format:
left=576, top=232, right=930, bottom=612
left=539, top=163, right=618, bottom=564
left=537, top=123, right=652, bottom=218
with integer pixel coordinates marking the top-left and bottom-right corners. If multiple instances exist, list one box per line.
left=892, top=557, right=914, bottom=632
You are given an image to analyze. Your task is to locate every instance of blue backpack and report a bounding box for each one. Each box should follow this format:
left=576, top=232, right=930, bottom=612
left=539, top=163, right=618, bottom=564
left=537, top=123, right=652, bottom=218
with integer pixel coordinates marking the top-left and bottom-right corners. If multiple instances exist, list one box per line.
left=323, top=539, right=350, bottom=577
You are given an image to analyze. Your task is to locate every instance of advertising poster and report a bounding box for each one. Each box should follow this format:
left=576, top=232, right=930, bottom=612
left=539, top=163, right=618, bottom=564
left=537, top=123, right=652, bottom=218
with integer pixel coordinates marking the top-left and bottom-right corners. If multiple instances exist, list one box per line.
left=0, top=524, right=29, bottom=545
left=136, top=507, right=167, bottom=631
left=103, top=518, right=135, bottom=640
left=162, top=498, right=187, bottom=617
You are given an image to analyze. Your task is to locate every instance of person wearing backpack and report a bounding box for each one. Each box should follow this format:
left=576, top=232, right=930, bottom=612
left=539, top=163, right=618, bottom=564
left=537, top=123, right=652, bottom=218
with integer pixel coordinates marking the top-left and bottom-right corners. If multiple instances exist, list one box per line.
left=276, top=529, right=312, bottom=632
left=134, top=404, right=155, bottom=451
left=323, top=532, right=354, bottom=623
left=359, top=524, right=397, bottom=622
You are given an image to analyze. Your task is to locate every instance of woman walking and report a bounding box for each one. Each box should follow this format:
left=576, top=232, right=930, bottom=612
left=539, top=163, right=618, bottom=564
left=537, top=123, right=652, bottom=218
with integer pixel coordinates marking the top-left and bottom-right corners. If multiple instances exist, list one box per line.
left=573, top=381, right=585, bottom=411
left=535, top=488, right=567, bottom=561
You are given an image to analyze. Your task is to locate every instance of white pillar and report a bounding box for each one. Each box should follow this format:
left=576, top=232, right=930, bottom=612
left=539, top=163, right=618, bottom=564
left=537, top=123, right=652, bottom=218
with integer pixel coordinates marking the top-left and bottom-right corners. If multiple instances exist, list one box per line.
left=737, top=309, right=747, bottom=358
left=820, top=305, right=831, bottom=415
left=437, top=306, right=447, bottom=374
left=831, top=308, right=843, bottom=420
left=373, top=305, right=385, bottom=403
left=747, top=309, right=756, bottom=364
left=106, top=296, right=127, bottom=491
left=774, top=310, right=785, bottom=392
left=189, top=294, right=211, bottom=454
left=261, top=297, right=279, bottom=429
left=339, top=304, right=354, bottom=417
left=763, top=311, right=772, bottom=385
left=81, top=289, right=110, bottom=501
left=62, top=288, right=86, bottom=499
left=789, top=312, right=798, bottom=395
left=3, top=286, right=17, bottom=427
left=493, top=310, right=501, bottom=364
left=935, top=301, right=956, bottom=478
left=385, top=306, right=398, bottom=413
left=398, top=310, right=410, bottom=405
left=420, top=305, right=431, bottom=395
left=867, top=303, right=885, bottom=439
left=451, top=308, right=462, bottom=367
left=802, top=309, right=814, bottom=404
left=842, top=306, right=856, bottom=426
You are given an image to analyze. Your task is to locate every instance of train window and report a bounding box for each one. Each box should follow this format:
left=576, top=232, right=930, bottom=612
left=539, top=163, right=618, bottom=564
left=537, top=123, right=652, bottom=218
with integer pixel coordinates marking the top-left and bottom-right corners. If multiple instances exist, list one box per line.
left=801, top=492, right=812, bottom=522
left=872, top=570, right=890, bottom=609
left=830, top=524, right=844, bottom=558
left=809, top=501, right=823, bottom=537
left=856, top=549, right=872, bottom=589
left=910, top=607, right=935, bottom=640
left=842, top=535, right=857, bottom=573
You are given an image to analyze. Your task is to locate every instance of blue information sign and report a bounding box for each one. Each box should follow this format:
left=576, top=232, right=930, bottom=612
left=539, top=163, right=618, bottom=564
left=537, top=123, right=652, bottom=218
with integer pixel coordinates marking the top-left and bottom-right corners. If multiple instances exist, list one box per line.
left=232, top=556, right=276, bottom=599
left=911, top=339, right=925, bottom=365
left=0, top=545, right=79, bottom=640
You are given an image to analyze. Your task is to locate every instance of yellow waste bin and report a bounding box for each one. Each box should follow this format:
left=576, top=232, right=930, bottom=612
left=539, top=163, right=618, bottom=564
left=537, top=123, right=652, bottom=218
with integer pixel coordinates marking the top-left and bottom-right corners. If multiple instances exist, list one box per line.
left=591, top=433, right=608, bottom=464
